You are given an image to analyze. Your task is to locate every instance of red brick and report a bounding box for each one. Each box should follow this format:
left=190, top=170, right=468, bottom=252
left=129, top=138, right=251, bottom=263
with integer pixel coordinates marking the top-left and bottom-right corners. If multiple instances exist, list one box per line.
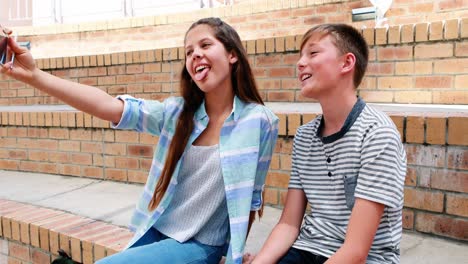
left=105, top=169, right=127, bottom=181
left=405, top=167, right=417, bottom=187
left=287, top=114, right=301, bottom=136
left=446, top=194, right=468, bottom=218
left=415, top=212, right=468, bottom=240
left=128, top=170, right=148, bottom=184
left=402, top=209, right=414, bottom=230
left=49, top=218, right=94, bottom=255
left=7, top=256, right=22, bottom=264
left=434, top=58, right=468, bottom=74
left=455, top=75, right=468, bottom=89
left=266, top=172, right=290, bottom=189
left=29, top=211, right=67, bottom=247
left=447, top=148, right=467, bottom=170
left=362, top=28, right=375, bottom=46
left=415, top=22, right=429, bottom=42
left=426, top=117, right=446, bottom=145
left=406, top=116, right=424, bottom=143
left=414, top=76, right=452, bottom=89
left=430, top=169, right=468, bottom=193
left=127, top=145, right=153, bottom=157
left=115, top=131, right=139, bottom=143
left=404, top=188, right=444, bottom=212
left=405, top=145, right=445, bottom=168
left=94, top=244, right=107, bottom=261
left=31, top=248, right=51, bottom=264
left=448, top=117, right=468, bottom=146
left=444, top=19, right=459, bottom=39
left=378, top=76, right=413, bottom=89
left=264, top=187, right=278, bottom=205
left=267, top=91, right=295, bottom=102
left=432, top=91, right=468, bottom=104
left=9, top=241, right=30, bottom=262
left=269, top=67, right=295, bottom=78
left=377, top=46, right=413, bottom=61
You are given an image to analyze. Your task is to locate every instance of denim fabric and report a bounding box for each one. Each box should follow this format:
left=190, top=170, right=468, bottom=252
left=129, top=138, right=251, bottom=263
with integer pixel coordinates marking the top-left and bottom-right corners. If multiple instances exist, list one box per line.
left=96, top=227, right=226, bottom=264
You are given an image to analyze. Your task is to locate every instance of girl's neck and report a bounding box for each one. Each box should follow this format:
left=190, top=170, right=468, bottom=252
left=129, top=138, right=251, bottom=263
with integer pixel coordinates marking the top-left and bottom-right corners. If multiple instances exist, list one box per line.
left=204, top=88, right=234, bottom=120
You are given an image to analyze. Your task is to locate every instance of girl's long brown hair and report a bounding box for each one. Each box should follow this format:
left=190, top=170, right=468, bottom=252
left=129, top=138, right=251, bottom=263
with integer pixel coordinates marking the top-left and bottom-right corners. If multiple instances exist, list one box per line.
left=148, top=17, right=264, bottom=211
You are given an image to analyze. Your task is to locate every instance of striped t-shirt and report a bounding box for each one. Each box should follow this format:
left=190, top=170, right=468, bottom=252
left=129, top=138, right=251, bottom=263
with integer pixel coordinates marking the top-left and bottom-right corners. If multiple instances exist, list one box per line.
left=289, top=98, right=407, bottom=264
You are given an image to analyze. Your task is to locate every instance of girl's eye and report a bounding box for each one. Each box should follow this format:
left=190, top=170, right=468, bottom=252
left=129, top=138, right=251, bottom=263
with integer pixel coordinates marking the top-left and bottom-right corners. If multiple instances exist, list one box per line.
left=202, top=43, right=211, bottom=48
left=186, top=50, right=193, bottom=56
left=310, top=51, right=318, bottom=56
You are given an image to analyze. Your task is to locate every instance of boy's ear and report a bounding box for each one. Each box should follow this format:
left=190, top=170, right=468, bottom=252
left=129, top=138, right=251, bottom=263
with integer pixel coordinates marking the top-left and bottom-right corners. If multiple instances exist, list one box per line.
left=341, top=52, right=356, bottom=74
left=229, top=51, right=238, bottom=64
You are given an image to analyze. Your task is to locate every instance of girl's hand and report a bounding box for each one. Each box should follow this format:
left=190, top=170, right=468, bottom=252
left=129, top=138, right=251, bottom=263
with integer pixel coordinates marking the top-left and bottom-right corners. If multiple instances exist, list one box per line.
left=0, top=31, right=37, bottom=84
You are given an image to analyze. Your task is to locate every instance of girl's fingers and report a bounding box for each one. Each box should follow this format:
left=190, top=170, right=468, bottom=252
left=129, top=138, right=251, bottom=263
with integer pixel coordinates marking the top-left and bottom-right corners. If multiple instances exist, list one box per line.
left=8, top=36, right=26, bottom=54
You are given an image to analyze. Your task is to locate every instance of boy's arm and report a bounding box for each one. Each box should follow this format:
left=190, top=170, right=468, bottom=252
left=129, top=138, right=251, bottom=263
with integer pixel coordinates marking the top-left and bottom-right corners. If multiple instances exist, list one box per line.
left=325, top=198, right=385, bottom=264
left=252, top=189, right=307, bottom=264
left=1, top=36, right=123, bottom=124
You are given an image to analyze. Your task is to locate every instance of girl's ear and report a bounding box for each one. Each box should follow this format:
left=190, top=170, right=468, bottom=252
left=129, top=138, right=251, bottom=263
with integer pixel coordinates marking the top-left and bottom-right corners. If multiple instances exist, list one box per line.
left=229, top=51, right=238, bottom=64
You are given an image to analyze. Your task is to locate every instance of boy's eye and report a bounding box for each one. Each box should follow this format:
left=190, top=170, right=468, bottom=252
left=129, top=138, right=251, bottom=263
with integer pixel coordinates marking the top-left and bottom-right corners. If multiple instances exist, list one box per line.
left=186, top=50, right=193, bottom=56
left=201, top=43, right=211, bottom=48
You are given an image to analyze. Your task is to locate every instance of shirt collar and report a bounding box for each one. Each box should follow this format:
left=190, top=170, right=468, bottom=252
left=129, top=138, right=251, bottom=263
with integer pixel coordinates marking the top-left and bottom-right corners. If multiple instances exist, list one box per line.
left=194, top=95, right=246, bottom=122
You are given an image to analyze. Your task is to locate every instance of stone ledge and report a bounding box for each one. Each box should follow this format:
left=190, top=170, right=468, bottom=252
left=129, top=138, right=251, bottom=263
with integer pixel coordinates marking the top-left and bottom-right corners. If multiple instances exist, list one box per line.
left=0, top=103, right=467, bottom=145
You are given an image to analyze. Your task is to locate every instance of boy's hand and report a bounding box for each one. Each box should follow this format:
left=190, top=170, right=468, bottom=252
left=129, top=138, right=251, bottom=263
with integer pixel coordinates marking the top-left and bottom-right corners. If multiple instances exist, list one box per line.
left=242, top=252, right=255, bottom=264
left=218, top=253, right=255, bottom=264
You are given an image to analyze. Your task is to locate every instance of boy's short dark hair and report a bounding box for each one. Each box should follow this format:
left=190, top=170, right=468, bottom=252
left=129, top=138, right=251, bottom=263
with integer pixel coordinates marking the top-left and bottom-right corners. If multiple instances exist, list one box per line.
left=300, top=24, right=369, bottom=88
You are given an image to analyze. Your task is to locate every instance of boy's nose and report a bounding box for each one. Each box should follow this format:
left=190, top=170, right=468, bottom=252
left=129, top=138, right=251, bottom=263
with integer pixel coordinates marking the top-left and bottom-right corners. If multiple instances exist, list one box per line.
left=297, top=57, right=306, bottom=71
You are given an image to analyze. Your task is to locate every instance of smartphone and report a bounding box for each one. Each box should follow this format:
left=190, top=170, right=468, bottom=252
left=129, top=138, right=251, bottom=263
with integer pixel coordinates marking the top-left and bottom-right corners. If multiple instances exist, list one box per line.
left=0, top=33, right=7, bottom=65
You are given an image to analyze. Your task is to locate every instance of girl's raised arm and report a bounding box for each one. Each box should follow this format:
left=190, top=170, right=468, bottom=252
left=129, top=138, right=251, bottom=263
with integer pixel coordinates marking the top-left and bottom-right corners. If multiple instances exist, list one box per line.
left=0, top=33, right=124, bottom=124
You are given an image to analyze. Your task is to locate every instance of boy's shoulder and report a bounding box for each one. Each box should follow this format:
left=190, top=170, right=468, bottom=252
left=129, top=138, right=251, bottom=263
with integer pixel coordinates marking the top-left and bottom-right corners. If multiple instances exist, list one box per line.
left=296, top=115, right=322, bottom=137
left=360, top=104, right=399, bottom=130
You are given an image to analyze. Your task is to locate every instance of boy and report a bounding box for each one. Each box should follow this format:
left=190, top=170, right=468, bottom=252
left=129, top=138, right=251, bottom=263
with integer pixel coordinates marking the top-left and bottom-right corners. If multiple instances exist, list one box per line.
left=252, top=24, right=406, bottom=264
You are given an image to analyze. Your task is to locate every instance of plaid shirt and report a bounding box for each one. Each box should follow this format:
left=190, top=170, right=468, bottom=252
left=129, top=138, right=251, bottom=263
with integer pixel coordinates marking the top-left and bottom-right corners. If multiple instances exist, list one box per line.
left=113, top=95, right=279, bottom=264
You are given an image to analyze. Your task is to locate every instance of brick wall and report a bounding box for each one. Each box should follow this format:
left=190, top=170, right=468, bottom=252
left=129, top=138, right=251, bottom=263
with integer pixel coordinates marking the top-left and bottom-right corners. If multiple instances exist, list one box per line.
left=10, top=0, right=468, bottom=59
left=0, top=199, right=132, bottom=264
left=0, top=111, right=467, bottom=241
left=1, top=18, right=467, bottom=106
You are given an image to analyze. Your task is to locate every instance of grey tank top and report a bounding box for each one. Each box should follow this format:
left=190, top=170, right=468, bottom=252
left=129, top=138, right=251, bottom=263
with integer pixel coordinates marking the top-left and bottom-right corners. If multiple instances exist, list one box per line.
left=154, top=144, right=229, bottom=246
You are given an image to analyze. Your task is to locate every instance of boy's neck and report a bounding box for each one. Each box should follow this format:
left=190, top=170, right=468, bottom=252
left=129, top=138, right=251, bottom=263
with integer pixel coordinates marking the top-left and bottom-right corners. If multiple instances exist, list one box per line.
left=320, top=92, right=357, bottom=137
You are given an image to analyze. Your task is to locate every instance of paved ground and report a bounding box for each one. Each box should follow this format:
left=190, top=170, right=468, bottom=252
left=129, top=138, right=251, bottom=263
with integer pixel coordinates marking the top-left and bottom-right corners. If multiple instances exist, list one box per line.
left=0, top=170, right=467, bottom=263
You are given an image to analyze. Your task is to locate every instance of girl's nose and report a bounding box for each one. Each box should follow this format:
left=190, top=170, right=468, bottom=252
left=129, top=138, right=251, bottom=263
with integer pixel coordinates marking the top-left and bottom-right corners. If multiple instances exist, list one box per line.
left=192, top=48, right=202, bottom=59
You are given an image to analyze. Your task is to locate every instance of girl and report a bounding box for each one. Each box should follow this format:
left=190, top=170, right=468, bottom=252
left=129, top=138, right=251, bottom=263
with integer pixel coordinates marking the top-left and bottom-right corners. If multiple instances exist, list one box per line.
left=0, top=18, right=279, bottom=264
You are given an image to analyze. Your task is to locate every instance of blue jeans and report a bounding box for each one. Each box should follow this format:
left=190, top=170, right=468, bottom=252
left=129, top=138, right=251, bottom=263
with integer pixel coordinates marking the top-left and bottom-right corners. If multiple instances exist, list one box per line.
left=96, top=227, right=226, bottom=264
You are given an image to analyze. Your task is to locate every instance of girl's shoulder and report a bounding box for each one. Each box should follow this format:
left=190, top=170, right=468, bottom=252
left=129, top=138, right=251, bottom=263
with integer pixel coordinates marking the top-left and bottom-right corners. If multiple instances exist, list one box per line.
left=243, top=102, right=279, bottom=123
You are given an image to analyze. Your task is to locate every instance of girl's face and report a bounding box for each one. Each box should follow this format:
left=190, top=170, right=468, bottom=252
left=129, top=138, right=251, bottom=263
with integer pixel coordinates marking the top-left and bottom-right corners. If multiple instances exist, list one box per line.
left=185, top=24, right=238, bottom=95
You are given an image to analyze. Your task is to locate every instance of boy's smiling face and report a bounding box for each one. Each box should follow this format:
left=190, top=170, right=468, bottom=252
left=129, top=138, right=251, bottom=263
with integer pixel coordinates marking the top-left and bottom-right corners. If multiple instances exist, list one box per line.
left=297, top=34, right=346, bottom=100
